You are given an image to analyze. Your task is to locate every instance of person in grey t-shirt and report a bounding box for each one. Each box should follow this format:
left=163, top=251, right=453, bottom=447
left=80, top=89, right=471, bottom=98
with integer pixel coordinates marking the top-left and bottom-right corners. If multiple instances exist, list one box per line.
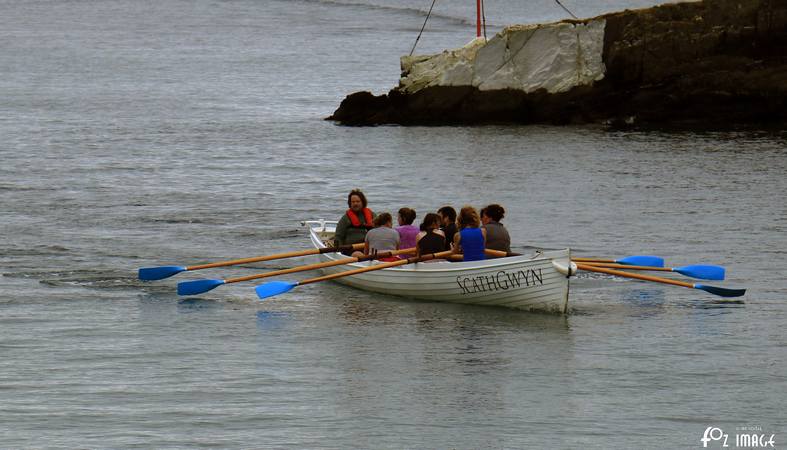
left=359, top=212, right=400, bottom=261
left=481, top=204, right=511, bottom=253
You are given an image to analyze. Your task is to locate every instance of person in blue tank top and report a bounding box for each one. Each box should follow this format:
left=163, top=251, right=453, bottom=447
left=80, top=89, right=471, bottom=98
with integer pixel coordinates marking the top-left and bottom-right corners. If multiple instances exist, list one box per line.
left=452, top=206, right=486, bottom=261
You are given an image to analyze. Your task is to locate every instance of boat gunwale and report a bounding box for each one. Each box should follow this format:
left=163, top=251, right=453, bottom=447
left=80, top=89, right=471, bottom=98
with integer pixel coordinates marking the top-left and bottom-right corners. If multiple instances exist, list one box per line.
left=305, top=220, right=568, bottom=274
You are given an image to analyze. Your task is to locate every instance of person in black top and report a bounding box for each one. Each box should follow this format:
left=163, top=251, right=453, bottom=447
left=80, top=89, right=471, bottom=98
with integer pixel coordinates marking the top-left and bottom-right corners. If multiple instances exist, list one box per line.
left=416, top=213, right=446, bottom=257
left=437, top=205, right=457, bottom=251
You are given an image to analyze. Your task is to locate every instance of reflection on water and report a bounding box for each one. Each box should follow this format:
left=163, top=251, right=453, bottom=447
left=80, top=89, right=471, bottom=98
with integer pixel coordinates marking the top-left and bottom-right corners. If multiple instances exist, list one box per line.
left=621, top=288, right=667, bottom=317
left=311, top=293, right=578, bottom=446
left=177, top=298, right=223, bottom=312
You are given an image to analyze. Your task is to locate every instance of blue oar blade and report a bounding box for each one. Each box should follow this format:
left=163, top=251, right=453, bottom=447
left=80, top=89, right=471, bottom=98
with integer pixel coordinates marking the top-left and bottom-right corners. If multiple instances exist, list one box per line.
left=255, top=281, right=298, bottom=300
left=139, top=266, right=187, bottom=281
left=616, top=256, right=664, bottom=267
left=674, top=265, right=725, bottom=280
left=177, top=279, right=225, bottom=296
left=695, top=284, right=746, bottom=298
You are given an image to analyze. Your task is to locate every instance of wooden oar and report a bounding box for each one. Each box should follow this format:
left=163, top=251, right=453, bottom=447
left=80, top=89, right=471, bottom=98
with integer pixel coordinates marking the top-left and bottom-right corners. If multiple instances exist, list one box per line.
left=485, top=249, right=520, bottom=257
left=572, top=255, right=665, bottom=267
left=577, top=262, right=725, bottom=280
left=255, top=250, right=454, bottom=300
left=177, top=247, right=416, bottom=295
left=574, top=263, right=745, bottom=297
left=483, top=250, right=664, bottom=268
left=138, top=243, right=365, bottom=281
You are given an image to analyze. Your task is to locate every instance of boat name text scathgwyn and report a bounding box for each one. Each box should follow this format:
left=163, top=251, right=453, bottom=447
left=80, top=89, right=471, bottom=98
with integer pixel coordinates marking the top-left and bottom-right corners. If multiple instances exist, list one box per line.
left=456, top=269, right=543, bottom=294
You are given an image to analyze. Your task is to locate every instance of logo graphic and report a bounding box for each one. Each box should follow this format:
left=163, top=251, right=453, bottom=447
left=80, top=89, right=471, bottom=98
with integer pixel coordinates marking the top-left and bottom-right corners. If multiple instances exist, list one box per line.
left=701, top=427, right=727, bottom=448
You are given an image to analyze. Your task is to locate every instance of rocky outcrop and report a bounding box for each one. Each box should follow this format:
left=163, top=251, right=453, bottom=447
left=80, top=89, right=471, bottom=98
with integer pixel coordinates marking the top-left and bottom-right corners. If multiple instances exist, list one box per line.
left=328, top=0, right=787, bottom=127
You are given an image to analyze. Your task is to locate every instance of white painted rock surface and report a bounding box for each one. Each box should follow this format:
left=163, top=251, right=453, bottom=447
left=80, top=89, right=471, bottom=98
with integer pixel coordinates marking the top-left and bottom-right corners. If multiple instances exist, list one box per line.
left=399, top=19, right=606, bottom=94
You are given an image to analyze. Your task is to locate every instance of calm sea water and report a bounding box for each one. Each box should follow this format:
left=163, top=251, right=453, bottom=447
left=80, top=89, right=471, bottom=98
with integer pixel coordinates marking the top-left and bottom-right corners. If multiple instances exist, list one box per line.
left=1, top=0, right=786, bottom=448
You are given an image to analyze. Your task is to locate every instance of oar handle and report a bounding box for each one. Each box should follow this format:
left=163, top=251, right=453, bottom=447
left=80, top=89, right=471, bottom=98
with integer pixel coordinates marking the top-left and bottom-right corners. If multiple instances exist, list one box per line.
left=298, top=250, right=453, bottom=286
left=485, top=249, right=521, bottom=257
left=185, top=243, right=364, bottom=271
left=575, top=263, right=693, bottom=288
left=224, top=248, right=416, bottom=284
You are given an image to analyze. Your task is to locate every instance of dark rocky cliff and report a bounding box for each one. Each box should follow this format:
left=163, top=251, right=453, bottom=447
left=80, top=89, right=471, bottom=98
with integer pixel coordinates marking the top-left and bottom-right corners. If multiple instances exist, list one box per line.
left=328, top=0, right=787, bottom=128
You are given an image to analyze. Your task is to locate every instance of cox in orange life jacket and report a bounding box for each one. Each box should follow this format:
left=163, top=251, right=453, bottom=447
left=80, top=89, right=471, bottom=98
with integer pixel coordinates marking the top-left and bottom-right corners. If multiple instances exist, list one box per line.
left=334, top=189, right=376, bottom=251
left=346, top=207, right=374, bottom=229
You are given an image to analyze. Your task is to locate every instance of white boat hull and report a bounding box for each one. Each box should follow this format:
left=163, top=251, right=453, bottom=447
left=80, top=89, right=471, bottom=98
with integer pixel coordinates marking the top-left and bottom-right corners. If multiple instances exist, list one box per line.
left=304, top=220, right=572, bottom=313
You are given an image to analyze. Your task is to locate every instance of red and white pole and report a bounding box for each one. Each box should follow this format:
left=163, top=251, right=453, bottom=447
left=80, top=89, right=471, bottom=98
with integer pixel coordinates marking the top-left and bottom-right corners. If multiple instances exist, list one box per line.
left=476, top=0, right=482, bottom=37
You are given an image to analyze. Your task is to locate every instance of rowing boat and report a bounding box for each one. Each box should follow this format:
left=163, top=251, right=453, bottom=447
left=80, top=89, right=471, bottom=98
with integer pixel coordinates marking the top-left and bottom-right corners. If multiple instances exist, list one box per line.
left=303, top=220, right=575, bottom=313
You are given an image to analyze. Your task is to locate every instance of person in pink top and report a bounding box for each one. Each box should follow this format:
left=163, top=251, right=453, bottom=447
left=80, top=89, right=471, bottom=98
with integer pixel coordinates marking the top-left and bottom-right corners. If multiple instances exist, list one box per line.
left=395, top=207, right=419, bottom=257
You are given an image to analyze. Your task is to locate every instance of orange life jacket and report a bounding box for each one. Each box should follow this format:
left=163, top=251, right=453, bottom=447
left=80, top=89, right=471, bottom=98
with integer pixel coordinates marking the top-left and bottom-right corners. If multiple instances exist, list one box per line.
left=346, top=208, right=373, bottom=229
